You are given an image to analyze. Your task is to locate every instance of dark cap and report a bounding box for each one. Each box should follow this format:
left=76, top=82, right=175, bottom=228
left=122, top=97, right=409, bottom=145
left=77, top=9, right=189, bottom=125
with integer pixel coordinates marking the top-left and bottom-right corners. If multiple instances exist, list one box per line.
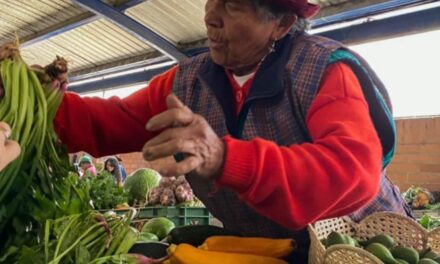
left=269, top=0, right=320, bottom=18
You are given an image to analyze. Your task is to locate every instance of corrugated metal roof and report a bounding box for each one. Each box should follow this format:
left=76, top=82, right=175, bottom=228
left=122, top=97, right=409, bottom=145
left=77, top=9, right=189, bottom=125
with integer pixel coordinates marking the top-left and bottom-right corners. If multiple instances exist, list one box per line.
left=0, top=0, right=85, bottom=44
left=124, top=0, right=356, bottom=45
left=21, top=18, right=155, bottom=73
left=2, top=0, right=393, bottom=77
left=126, top=0, right=206, bottom=45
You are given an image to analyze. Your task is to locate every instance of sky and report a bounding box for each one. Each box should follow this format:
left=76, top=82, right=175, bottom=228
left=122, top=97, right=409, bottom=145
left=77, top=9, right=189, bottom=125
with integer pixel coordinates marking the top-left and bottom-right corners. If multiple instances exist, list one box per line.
left=350, top=29, right=440, bottom=118
left=82, top=29, right=440, bottom=118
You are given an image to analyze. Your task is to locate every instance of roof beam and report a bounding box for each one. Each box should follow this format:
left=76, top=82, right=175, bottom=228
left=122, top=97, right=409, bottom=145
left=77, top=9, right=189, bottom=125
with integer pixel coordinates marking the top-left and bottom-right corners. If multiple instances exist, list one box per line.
left=73, top=0, right=187, bottom=61
left=69, top=63, right=174, bottom=93
left=312, top=0, right=434, bottom=28
left=70, top=51, right=165, bottom=81
left=70, top=40, right=208, bottom=80
left=20, top=0, right=147, bottom=48
left=318, top=4, right=440, bottom=45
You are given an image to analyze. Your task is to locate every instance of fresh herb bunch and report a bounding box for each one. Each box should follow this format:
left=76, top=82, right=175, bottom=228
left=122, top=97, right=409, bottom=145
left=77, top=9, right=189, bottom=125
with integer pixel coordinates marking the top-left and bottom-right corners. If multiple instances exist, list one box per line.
left=419, top=214, right=440, bottom=230
left=16, top=211, right=140, bottom=264
left=81, top=171, right=129, bottom=210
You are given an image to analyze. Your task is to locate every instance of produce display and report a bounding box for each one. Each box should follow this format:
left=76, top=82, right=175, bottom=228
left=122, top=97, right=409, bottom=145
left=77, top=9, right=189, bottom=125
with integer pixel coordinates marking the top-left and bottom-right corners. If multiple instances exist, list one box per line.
left=128, top=220, right=298, bottom=263
left=403, top=186, right=440, bottom=210
left=0, top=43, right=157, bottom=263
left=166, top=242, right=289, bottom=264
left=159, top=234, right=293, bottom=264
left=148, top=176, right=196, bottom=207
left=321, top=231, right=440, bottom=264
left=81, top=171, right=129, bottom=210
left=419, top=215, right=440, bottom=230
left=199, top=236, right=294, bottom=258
left=21, top=211, right=140, bottom=264
left=0, top=43, right=96, bottom=262
left=131, top=226, right=295, bottom=264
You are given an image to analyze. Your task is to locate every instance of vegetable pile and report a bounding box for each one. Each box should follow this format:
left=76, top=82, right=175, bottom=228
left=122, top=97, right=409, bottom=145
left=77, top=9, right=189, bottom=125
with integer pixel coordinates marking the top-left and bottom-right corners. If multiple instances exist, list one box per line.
left=148, top=176, right=195, bottom=207
left=403, top=186, right=440, bottom=210
left=164, top=235, right=294, bottom=264
left=0, top=42, right=93, bottom=261
left=18, top=211, right=141, bottom=264
left=419, top=215, right=440, bottom=231
left=0, top=42, right=142, bottom=263
left=81, top=170, right=129, bottom=210
left=321, top=231, right=440, bottom=264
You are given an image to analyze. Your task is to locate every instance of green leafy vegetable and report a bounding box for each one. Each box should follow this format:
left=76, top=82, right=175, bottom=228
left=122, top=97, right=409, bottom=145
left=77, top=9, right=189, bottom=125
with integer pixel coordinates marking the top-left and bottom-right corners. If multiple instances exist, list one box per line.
left=418, top=214, right=440, bottom=230
left=81, top=171, right=128, bottom=210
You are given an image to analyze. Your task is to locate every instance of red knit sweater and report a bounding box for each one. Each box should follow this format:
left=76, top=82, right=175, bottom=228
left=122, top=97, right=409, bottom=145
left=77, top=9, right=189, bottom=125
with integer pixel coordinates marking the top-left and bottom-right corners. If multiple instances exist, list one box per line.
left=54, top=62, right=382, bottom=230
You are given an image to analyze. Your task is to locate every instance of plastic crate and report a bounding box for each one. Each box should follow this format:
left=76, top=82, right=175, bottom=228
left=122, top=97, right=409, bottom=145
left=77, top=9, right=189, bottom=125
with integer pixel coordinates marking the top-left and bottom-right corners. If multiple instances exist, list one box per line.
left=137, top=206, right=212, bottom=226
left=99, top=208, right=136, bottom=218
left=413, top=209, right=440, bottom=219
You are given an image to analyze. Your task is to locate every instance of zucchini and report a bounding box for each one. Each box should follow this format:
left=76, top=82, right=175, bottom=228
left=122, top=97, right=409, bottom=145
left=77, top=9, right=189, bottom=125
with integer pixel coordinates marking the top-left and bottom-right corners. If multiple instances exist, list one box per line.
left=167, top=225, right=241, bottom=246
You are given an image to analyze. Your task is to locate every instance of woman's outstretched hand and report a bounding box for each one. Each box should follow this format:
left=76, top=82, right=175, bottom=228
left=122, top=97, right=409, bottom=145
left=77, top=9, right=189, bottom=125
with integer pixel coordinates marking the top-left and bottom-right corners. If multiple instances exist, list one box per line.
left=142, top=94, right=225, bottom=179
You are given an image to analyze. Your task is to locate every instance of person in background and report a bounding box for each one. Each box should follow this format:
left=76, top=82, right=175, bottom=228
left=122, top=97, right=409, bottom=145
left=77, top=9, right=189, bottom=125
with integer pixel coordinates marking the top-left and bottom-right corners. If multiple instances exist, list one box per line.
left=115, top=156, right=127, bottom=182
left=104, top=156, right=123, bottom=186
left=78, top=155, right=97, bottom=178
left=0, top=122, right=20, bottom=171
left=71, top=153, right=80, bottom=175
left=53, top=0, right=411, bottom=262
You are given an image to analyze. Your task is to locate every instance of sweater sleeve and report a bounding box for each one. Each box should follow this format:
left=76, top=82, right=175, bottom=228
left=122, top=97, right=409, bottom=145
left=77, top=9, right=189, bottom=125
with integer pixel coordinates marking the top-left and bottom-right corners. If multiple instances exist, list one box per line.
left=217, top=62, right=382, bottom=231
left=54, top=66, right=177, bottom=157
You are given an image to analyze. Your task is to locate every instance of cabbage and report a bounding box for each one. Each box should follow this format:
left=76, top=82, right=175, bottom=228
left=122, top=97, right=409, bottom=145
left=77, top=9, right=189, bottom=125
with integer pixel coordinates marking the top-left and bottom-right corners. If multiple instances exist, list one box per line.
left=124, top=168, right=161, bottom=205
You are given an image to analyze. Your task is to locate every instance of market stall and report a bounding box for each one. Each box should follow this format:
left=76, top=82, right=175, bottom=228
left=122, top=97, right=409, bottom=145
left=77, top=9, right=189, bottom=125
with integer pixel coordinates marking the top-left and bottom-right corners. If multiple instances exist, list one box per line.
left=1, top=0, right=440, bottom=263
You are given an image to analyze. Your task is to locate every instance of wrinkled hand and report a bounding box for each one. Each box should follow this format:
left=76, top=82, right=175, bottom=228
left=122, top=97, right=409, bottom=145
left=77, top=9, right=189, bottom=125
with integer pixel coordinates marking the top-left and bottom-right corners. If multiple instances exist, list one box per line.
left=31, top=56, right=69, bottom=92
left=0, top=122, right=21, bottom=171
left=142, top=94, right=225, bottom=179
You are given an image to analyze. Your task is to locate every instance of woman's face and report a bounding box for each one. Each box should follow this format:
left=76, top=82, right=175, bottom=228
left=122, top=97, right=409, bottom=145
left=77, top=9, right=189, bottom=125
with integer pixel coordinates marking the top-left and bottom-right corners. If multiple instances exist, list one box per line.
left=106, top=162, right=114, bottom=172
left=205, top=0, right=283, bottom=74
left=80, top=163, right=90, bottom=170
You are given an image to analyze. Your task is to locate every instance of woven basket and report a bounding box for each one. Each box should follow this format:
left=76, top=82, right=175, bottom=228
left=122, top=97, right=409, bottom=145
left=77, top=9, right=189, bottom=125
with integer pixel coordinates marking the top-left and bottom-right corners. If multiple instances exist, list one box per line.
left=308, top=212, right=440, bottom=264
left=324, top=245, right=383, bottom=264
left=428, top=227, right=440, bottom=253
left=308, top=216, right=356, bottom=264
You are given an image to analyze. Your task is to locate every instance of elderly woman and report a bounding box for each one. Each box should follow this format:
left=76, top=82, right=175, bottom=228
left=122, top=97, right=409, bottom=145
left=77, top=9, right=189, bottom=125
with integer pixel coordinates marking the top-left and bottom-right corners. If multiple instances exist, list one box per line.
left=54, top=0, right=410, bottom=262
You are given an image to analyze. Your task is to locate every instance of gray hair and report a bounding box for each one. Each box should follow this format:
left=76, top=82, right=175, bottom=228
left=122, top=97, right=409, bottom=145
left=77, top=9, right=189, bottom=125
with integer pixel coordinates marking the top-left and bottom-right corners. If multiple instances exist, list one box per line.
left=250, top=0, right=310, bottom=33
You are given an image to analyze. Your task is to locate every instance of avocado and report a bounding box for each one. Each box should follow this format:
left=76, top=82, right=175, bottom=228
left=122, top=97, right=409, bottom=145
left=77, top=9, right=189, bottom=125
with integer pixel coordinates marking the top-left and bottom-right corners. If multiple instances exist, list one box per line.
left=391, top=246, right=420, bottom=264
left=366, top=234, right=396, bottom=249
left=423, top=251, right=440, bottom=261
left=326, top=231, right=357, bottom=248
left=419, top=248, right=432, bottom=258
left=366, top=243, right=400, bottom=264
left=418, top=259, right=439, bottom=264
